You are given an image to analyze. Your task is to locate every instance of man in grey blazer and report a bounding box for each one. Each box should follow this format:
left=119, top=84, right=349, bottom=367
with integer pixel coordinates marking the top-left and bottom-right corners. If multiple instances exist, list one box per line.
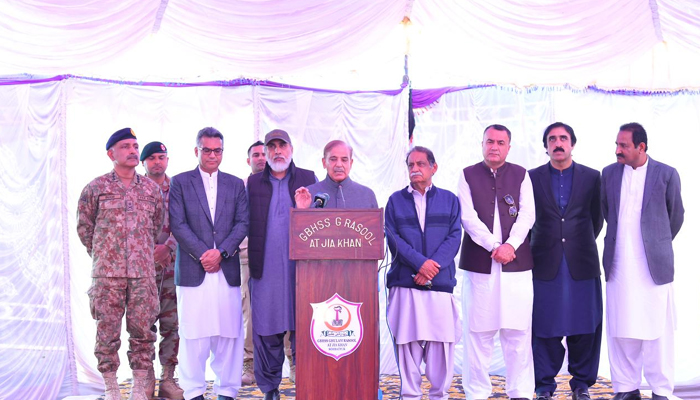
left=601, top=122, right=684, bottom=400
left=169, top=127, right=249, bottom=400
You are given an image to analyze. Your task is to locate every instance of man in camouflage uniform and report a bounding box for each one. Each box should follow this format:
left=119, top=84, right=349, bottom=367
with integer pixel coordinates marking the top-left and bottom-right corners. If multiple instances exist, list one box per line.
left=141, top=141, right=185, bottom=399
left=77, top=128, right=164, bottom=400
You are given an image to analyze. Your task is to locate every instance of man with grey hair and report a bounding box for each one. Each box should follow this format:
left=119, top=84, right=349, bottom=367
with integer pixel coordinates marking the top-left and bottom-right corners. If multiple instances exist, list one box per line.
left=169, top=127, right=249, bottom=400
left=385, top=146, right=462, bottom=400
left=295, top=139, right=378, bottom=209
left=246, top=129, right=316, bottom=400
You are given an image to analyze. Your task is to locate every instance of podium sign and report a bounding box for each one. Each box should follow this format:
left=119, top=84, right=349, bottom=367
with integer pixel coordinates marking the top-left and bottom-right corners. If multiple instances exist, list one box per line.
left=290, top=209, right=383, bottom=260
left=291, top=208, right=384, bottom=400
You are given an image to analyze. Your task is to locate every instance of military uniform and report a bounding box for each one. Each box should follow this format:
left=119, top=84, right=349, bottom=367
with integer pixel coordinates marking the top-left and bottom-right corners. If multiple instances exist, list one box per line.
left=77, top=170, right=164, bottom=373
left=148, top=174, right=180, bottom=366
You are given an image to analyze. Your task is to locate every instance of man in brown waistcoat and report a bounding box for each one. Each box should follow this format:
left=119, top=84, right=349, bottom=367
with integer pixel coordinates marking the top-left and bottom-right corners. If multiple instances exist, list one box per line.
left=458, top=124, right=536, bottom=400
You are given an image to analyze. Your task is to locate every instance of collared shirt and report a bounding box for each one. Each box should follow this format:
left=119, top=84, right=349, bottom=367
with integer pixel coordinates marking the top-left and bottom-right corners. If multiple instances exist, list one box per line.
left=458, top=167, right=535, bottom=331
left=458, top=168, right=535, bottom=251
left=533, top=162, right=602, bottom=338
left=608, top=158, right=674, bottom=340
left=77, top=170, right=164, bottom=278
left=406, top=184, right=432, bottom=232
left=549, top=162, right=573, bottom=214
left=199, top=167, right=219, bottom=224
left=250, top=172, right=295, bottom=336
left=305, top=175, right=378, bottom=209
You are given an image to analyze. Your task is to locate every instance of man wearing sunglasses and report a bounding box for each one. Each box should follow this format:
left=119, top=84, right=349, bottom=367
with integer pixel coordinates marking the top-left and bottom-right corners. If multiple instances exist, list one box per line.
left=529, top=123, right=604, bottom=400
left=169, top=127, right=249, bottom=400
left=458, top=124, right=536, bottom=400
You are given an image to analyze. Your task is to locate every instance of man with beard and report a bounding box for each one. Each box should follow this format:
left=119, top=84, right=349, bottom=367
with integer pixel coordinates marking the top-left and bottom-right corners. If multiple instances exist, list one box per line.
left=602, top=123, right=684, bottom=400
left=77, top=128, right=164, bottom=400
left=141, top=141, right=185, bottom=399
left=246, top=129, right=316, bottom=400
left=294, top=139, right=378, bottom=209
left=239, top=140, right=295, bottom=386
left=458, top=124, right=536, bottom=400
left=528, top=123, right=603, bottom=400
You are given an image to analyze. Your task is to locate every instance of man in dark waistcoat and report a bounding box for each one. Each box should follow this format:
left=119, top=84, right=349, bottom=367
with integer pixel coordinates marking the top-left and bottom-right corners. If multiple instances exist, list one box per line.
left=529, top=122, right=603, bottom=400
left=246, top=129, right=316, bottom=400
left=458, top=124, right=536, bottom=400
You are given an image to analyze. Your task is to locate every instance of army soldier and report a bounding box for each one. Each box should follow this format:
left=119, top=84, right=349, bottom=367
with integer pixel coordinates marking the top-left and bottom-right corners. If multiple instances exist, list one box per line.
left=77, top=128, right=164, bottom=400
left=141, top=141, right=185, bottom=399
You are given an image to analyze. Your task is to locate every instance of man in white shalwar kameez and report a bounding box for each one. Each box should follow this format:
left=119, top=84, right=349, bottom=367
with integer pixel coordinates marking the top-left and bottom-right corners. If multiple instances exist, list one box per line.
left=385, top=147, right=463, bottom=400
left=169, top=127, right=249, bottom=400
left=458, top=124, right=536, bottom=400
left=601, top=123, right=684, bottom=400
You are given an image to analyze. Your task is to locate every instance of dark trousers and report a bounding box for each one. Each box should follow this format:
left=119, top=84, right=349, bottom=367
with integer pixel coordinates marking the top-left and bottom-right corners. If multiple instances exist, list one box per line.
left=253, top=329, right=296, bottom=393
left=533, top=322, right=602, bottom=395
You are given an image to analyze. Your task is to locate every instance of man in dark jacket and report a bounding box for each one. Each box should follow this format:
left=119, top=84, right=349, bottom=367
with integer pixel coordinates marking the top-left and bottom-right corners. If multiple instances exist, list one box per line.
left=529, top=122, right=603, bottom=400
left=385, top=146, right=462, bottom=400
left=246, top=129, right=316, bottom=400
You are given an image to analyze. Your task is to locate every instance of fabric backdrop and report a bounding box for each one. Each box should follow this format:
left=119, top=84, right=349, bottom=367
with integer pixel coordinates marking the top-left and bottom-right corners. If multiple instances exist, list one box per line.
left=1, top=77, right=698, bottom=399
left=2, top=0, right=700, bottom=89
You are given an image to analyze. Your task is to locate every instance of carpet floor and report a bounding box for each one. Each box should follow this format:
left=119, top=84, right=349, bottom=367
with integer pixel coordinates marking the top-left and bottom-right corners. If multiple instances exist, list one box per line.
left=105, top=374, right=631, bottom=399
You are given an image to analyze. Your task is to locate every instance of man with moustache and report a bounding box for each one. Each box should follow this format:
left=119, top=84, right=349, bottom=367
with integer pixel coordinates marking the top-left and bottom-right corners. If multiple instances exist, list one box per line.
left=169, top=127, right=249, bottom=400
left=458, top=124, right=536, bottom=400
left=385, top=146, right=462, bottom=400
left=295, top=139, right=378, bottom=209
left=239, top=140, right=295, bottom=385
left=77, top=128, right=164, bottom=400
left=601, top=123, right=684, bottom=400
left=141, top=141, right=185, bottom=399
left=239, top=140, right=265, bottom=386
left=528, top=123, right=603, bottom=400
left=247, top=129, right=316, bottom=400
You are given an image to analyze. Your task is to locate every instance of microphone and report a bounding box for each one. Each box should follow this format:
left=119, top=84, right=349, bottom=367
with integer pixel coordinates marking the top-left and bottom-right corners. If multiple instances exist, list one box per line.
left=313, top=192, right=330, bottom=208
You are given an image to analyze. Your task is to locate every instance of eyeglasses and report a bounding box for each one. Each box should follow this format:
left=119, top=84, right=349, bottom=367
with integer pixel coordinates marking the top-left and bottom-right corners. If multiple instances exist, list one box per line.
left=503, top=194, right=518, bottom=217
left=199, top=147, right=223, bottom=155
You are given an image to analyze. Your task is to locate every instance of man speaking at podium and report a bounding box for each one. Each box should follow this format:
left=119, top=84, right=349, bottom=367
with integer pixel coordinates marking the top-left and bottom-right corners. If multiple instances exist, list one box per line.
left=384, top=146, right=462, bottom=400
left=295, top=140, right=378, bottom=209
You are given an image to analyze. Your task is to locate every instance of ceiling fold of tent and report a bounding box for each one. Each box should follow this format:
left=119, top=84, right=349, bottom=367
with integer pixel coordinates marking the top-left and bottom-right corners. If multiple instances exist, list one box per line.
left=1, top=0, right=699, bottom=90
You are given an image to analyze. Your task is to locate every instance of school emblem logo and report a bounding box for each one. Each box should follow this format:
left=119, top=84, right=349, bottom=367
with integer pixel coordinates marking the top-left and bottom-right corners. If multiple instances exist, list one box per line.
left=310, top=293, right=363, bottom=361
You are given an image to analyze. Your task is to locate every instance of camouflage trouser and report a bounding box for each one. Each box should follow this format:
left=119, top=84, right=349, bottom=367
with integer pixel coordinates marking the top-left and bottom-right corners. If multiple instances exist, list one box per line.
left=88, top=277, right=159, bottom=373
left=151, top=263, right=179, bottom=366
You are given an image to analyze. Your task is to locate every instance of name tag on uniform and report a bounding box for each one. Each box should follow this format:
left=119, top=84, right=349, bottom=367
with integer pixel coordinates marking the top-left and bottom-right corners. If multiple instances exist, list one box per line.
left=98, top=194, right=123, bottom=201
left=137, top=195, right=156, bottom=205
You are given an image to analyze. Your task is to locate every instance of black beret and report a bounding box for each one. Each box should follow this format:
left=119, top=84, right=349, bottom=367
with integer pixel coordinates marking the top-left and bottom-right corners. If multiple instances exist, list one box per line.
left=140, top=141, right=168, bottom=162
left=106, top=127, right=136, bottom=150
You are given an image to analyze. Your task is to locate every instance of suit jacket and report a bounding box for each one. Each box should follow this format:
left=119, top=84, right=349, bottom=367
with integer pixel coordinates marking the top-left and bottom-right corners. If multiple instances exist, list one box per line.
left=169, top=166, right=249, bottom=287
left=529, top=161, right=603, bottom=281
left=601, top=156, right=684, bottom=285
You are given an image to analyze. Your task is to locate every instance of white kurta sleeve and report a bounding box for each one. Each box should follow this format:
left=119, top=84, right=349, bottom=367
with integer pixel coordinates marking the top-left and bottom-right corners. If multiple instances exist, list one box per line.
left=458, top=172, right=499, bottom=251
left=504, top=172, right=536, bottom=250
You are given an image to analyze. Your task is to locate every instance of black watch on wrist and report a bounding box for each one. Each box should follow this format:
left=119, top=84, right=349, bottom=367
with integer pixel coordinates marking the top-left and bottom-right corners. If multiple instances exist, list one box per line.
left=220, top=249, right=229, bottom=259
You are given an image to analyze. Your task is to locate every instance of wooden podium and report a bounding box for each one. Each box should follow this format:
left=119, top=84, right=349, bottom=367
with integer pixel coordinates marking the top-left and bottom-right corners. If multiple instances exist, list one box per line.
left=290, top=208, right=384, bottom=400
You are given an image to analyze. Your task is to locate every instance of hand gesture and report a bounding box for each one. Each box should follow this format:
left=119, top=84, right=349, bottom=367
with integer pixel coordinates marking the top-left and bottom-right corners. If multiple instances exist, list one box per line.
left=294, top=187, right=312, bottom=208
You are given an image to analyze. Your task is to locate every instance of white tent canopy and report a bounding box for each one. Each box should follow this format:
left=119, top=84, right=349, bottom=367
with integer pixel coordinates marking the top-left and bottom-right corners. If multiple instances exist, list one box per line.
left=1, top=1, right=699, bottom=400
left=2, top=0, right=700, bottom=89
